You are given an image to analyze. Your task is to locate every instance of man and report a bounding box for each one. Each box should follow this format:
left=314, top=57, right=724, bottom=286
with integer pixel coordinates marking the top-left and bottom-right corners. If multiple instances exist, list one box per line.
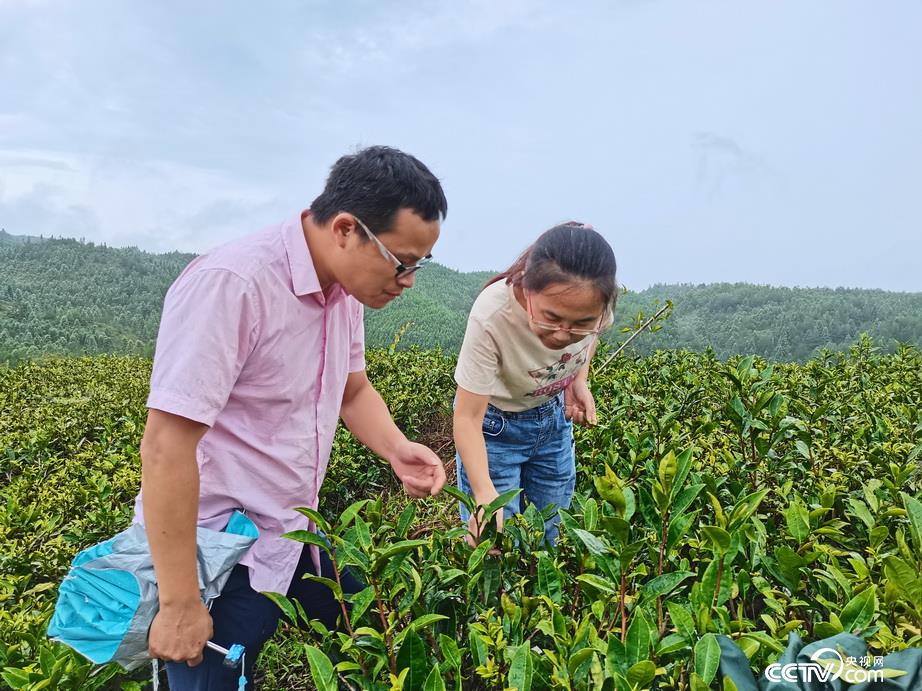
left=135, top=146, right=448, bottom=689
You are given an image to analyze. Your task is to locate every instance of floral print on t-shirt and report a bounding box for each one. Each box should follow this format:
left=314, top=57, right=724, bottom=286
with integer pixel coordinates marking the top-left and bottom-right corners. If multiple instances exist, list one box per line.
left=525, top=343, right=590, bottom=398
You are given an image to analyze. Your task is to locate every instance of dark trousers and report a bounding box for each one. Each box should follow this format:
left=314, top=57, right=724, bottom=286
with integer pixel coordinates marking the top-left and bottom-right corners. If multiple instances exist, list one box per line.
left=165, top=545, right=363, bottom=690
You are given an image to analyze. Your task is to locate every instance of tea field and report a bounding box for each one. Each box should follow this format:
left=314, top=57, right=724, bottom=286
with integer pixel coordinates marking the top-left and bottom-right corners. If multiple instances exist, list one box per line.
left=1, top=339, right=921, bottom=690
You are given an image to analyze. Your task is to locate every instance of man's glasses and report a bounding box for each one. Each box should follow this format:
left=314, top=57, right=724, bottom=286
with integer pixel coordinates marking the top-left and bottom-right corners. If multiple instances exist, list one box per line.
left=352, top=215, right=432, bottom=279
left=525, top=292, right=605, bottom=336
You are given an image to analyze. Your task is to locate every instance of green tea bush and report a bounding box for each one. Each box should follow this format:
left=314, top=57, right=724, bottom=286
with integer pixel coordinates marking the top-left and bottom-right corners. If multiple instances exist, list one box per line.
left=0, top=339, right=920, bottom=689
left=322, top=347, right=457, bottom=516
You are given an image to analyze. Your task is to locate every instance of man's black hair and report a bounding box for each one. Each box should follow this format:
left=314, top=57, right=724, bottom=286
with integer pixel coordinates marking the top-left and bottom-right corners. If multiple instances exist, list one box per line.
left=310, top=146, right=447, bottom=235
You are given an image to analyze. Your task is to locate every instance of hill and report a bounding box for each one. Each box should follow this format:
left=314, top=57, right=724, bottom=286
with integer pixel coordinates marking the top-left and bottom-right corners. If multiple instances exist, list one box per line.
left=2, top=231, right=922, bottom=363
left=364, top=263, right=494, bottom=351
left=0, top=228, right=47, bottom=245
left=628, top=282, right=922, bottom=361
left=0, top=233, right=194, bottom=363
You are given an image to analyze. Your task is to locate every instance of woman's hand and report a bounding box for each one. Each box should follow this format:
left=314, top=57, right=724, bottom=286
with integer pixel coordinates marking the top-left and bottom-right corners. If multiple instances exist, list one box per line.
left=467, top=486, right=504, bottom=549
left=564, top=380, right=598, bottom=426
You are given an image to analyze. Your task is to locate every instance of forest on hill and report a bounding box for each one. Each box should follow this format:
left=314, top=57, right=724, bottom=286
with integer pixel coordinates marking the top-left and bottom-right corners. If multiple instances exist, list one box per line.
left=2, top=231, right=922, bottom=364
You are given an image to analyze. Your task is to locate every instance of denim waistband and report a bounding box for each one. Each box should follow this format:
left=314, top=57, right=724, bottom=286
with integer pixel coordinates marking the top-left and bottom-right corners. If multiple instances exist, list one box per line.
left=488, top=392, right=563, bottom=420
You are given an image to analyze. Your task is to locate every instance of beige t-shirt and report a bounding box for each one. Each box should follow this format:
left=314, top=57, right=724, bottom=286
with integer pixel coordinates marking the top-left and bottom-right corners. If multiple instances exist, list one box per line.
left=454, top=281, right=601, bottom=412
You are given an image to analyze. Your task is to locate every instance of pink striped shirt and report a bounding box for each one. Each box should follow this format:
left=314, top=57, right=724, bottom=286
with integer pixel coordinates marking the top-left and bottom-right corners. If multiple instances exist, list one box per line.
left=133, top=212, right=365, bottom=594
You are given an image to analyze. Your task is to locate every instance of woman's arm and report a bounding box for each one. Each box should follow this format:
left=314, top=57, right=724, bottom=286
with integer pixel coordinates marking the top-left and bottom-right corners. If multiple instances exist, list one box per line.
left=453, top=386, right=502, bottom=541
left=565, top=338, right=600, bottom=425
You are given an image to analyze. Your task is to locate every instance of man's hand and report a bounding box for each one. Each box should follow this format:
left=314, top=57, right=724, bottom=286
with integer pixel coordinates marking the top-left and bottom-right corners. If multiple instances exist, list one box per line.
left=387, top=440, right=446, bottom=498
left=148, top=599, right=213, bottom=665
left=565, top=380, right=598, bottom=426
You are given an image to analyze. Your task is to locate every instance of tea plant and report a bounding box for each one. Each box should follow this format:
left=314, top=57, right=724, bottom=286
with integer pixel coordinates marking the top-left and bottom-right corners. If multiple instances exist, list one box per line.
left=1, top=340, right=920, bottom=690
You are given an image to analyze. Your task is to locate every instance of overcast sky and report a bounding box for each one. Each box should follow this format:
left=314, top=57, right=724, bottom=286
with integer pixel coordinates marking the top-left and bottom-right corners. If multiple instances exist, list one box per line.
left=2, top=1, right=920, bottom=291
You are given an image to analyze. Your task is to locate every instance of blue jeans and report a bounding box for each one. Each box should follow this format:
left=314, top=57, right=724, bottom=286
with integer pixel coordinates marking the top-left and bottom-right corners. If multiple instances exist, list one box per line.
left=165, top=544, right=363, bottom=690
left=456, top=393, right=576, bottom=544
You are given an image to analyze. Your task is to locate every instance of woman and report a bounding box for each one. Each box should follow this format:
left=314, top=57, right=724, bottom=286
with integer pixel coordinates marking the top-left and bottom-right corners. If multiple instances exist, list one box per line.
left=453, top=221, right=617, bottom=545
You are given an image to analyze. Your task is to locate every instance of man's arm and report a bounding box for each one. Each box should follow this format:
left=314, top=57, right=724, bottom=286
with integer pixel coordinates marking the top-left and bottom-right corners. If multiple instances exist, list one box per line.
left=140, top=409, right=213, bottom=664
left=339, top=370, right=446, bottom=497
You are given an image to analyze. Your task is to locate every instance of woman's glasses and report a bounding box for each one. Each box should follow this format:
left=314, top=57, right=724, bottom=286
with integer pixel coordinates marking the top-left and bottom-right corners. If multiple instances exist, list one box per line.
left=525, top=292, right=604, bottom=336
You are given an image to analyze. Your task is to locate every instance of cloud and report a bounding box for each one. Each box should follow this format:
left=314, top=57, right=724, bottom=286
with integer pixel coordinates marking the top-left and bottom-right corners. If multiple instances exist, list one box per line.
left=2, top=0, right=920, bottom=293
left=0, top=148, right=281, bottom=252
left=294, top=0, right=553, bottom=78
left=0, top=150, right=74, bottom=173
left=692, top=131, right=782, bottom=203
left=0, top=181, right=98, bottom=239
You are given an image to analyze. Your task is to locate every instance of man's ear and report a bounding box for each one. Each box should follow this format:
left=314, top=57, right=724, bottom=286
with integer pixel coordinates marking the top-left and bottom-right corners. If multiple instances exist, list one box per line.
left=330, top=212, right=354, bottom=249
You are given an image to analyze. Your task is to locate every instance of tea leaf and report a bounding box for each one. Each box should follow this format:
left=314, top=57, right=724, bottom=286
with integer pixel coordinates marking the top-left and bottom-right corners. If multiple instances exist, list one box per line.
left=693, top=633, right=720, bottom=684
left=396, top=629, right=428, bottom=691
left=576, top=573, right=617, bottom=596
left=626, top=660, right=656, bottom=688
left=839, top=586, right=877, bottom=633
left=784, top=499, right=811, bottom=542
left=507, top=643, right=534, bottom=691
left=305, top=646, right=337, bottom=691
left=538, top=553, right=563, bottom=603
left=423, top=664, right=446, bottom=691
left=625, top=609, right=654, bottom=666
left=280, top=530, right=332, bottom=554
left=901, top=492, right=922, bottom=553
left=640, top=571, right=694, bottom=601
left=572, top=528, right=610, bottom=556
